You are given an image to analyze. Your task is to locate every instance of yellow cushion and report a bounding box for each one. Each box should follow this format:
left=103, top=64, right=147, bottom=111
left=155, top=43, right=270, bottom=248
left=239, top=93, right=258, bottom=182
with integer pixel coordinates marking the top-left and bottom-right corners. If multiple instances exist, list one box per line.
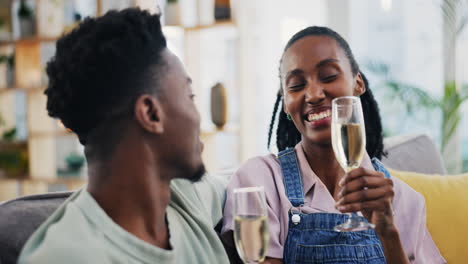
left=388, top=168, right=468, bottom=264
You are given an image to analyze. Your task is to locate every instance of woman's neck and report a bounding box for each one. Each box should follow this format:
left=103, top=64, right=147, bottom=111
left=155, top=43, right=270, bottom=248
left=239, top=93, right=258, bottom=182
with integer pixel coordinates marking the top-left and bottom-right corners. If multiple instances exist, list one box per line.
left=301, top=140, right=345, bottom=199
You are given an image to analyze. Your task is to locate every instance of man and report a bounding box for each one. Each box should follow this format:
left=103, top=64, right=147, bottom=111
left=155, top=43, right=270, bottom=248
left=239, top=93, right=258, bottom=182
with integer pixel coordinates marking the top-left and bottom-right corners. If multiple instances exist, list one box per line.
left=18, top=8, right=229, bottom=264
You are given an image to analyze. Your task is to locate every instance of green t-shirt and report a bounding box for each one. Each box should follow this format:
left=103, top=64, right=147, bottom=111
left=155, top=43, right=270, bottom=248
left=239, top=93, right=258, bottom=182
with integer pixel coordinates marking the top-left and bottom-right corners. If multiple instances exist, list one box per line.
left=18, top=175, right=230, bottom=264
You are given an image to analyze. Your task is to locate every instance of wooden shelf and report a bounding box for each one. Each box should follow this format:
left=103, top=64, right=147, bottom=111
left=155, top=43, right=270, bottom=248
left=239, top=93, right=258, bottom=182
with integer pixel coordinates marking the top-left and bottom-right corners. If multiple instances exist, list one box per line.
left=0, top=36, right=60, bottom=47
left=201, top=124, right=240, bottom=137
left=29, top=130, right=75, bottom=138
left=0, top=86, right=46, bottom=95
left=0, top=177, right=86, bottom=201
left=165, top=20, right=235, bottom=31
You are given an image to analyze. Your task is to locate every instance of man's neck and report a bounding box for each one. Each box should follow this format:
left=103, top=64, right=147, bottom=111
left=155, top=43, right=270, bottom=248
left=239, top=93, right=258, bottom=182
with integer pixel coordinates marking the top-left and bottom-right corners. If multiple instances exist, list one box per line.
left=87, top=143, right=172, bottom=249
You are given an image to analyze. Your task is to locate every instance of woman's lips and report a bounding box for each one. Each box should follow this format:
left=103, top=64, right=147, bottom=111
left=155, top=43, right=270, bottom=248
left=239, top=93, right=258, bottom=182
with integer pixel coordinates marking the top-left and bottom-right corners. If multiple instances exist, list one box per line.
left=305, top=109, right=331, bottom=128
left=309, top=116, right=331, bottom=128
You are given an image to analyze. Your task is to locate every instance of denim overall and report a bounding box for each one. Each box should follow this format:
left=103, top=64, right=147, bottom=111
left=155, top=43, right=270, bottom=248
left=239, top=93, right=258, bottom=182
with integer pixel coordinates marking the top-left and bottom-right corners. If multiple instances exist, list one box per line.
left=278, top=148, right=391, bottom=264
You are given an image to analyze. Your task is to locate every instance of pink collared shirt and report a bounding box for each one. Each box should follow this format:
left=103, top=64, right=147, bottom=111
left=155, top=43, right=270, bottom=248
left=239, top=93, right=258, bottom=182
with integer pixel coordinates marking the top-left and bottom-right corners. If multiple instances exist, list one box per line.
left=222, top=142, right=446, bottom=263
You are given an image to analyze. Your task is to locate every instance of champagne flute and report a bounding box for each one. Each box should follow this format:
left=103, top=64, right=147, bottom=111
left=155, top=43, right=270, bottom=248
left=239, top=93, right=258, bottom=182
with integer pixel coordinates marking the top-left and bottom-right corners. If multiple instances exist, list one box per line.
left=233, top=186, right=269, bottom=263
left=331, top=96, right=375, bottom=232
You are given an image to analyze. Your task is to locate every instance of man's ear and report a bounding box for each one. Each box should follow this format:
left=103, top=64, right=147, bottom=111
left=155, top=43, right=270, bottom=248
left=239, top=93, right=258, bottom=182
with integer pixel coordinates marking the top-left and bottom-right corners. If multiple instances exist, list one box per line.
left=354, top=72, right=366, bottom=96
left=134, top=94, right=164, bottom=134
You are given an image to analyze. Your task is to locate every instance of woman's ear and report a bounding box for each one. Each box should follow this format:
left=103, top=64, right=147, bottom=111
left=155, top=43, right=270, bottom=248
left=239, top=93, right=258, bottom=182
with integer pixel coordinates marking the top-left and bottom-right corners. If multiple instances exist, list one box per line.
left=134, top=94, right=164, bottom=134
left=354, top=72, right=366, bottom=96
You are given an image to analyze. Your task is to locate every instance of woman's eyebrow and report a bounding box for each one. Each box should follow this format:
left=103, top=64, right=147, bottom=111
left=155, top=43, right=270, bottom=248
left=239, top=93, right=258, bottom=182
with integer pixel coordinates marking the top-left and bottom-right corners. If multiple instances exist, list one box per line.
left=284, top=69, right=304, bottom=80
left=316, top=58, right=339, bottom=68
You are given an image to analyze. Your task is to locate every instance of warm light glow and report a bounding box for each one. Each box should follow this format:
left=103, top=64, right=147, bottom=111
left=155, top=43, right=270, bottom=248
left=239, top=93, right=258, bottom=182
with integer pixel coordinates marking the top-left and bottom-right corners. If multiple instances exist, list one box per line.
left=58, top=120, right=73, bottom=133
left=381, top=0, right=392, bottom=12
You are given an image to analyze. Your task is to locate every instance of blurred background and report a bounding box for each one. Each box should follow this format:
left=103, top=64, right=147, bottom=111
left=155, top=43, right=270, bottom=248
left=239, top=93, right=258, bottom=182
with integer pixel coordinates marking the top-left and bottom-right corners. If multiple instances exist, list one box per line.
left=0, top=0, right=467, bottom=201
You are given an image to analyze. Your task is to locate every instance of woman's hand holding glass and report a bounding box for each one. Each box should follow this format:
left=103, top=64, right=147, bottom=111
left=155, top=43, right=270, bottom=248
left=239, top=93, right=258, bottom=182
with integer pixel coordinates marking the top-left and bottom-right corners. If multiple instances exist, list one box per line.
left=335, top=167, right=396, bottom=235
left=331, top=96, right=375, bottom=231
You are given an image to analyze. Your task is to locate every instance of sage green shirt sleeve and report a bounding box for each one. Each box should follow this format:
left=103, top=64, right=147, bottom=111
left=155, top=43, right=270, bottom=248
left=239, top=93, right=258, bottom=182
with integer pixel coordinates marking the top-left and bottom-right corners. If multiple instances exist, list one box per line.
left=194, top=173, right=229, bottom=226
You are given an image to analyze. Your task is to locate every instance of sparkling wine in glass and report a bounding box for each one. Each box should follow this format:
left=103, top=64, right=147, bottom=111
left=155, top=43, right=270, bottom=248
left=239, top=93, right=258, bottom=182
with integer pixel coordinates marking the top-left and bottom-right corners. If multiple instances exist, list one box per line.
left=233, top=186, right=269, bottom=263
left=331, top=96, right=375, bottom=232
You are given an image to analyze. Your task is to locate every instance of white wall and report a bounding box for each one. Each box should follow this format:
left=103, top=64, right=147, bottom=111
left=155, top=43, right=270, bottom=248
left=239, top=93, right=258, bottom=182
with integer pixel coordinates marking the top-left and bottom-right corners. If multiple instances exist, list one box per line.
left=350, top=0, right=444, bottom=141
left=237, top=0, right=327, bottom=160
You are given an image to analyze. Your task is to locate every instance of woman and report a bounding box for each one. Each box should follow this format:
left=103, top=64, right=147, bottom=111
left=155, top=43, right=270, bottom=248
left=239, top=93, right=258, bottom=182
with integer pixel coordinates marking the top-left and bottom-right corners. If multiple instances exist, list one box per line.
left=221, top=27, right=445, bottom=264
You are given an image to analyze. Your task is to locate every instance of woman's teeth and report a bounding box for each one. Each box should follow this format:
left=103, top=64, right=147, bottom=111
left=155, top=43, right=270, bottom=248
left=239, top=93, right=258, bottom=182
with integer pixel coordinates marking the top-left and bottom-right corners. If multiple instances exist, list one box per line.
left=307, top=109, right=331, bottom=122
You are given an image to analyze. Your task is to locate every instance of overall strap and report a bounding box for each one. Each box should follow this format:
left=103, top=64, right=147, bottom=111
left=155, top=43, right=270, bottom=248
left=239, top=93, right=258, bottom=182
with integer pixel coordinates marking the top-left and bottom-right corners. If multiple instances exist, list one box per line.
left=278, top=148, right=305, bottom=207
left=371, top=158, right=391, bottom=178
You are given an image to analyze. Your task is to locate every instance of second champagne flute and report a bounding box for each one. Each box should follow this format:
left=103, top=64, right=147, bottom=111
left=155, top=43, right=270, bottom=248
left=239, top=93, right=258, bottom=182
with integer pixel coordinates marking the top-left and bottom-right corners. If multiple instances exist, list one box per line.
left=233, top=186, right=269, bottom=264
left=331, top=96, right=375, bottom=232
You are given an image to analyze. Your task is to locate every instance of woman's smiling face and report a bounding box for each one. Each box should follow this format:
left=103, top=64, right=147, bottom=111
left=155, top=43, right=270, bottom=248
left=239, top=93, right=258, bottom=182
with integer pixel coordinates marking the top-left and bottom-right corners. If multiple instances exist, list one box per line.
left=280, top=35, right=365, bottom=145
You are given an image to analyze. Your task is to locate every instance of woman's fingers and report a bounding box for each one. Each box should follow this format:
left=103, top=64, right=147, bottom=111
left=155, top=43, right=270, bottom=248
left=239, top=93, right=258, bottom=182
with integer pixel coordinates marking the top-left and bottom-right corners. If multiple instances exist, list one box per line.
left=336, top=197, right=392, bottom=213
left=340, top=167, right=383, bottom=186
left=337, top=185, right=394, bottom=205
left=338, top=167, right=393, bottom=197
left=335, top=167, right=395, bottom=214
left=339, top=177, right=393, bottom=198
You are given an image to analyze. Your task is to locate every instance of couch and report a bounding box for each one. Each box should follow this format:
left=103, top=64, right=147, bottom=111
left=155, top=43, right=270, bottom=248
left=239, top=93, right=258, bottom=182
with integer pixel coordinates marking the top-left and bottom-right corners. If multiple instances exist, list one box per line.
left=0, top=134, right=462, bottom=263
left=381, top=134, right=447, bottom=175
left=0, top=192, right=72, bottom=264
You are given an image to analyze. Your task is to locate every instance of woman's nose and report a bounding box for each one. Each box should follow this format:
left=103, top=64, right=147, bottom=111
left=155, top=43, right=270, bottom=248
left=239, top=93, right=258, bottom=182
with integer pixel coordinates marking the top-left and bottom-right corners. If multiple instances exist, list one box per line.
left=304, top=83, right=325, bottom=104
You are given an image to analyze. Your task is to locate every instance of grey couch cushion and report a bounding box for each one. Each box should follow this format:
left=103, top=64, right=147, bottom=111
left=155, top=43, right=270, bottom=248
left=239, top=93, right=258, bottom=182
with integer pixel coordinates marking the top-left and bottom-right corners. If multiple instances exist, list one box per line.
left=382, top=134, right=447, bottom=175
left=0, top=192, right=72, bottom=264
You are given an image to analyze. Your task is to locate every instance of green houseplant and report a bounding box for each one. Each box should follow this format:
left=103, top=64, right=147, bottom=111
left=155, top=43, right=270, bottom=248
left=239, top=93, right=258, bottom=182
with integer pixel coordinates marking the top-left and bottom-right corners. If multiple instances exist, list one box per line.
left=367, top=62, right=468, bottom=173
left=0, top=113, right=28, bottom=178
left=367, top=0, right=468, bottom=173
left=18, top=0, right=35, bottom=38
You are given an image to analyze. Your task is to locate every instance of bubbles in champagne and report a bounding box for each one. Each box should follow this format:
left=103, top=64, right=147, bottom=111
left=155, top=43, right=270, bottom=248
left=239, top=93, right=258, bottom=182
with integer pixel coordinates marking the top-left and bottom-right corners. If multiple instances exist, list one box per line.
left=234, top=215, right=269, bottom=263
left=332, top=123, right=365, bottom=171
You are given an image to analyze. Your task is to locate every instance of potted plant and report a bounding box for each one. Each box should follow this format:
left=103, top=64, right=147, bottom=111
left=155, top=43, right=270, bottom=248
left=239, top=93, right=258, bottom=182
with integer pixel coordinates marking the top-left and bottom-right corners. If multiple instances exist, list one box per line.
left=65, top=152, right=85, bottom=172
left=0, top=1, right=13, bottom=41
left=18, top=0, right=35, bottom=38
left=0, top=118, right=28, bottom=178
left=0, top=17, right=7, bottom=40
left=56, top=151, right=85, bottom=178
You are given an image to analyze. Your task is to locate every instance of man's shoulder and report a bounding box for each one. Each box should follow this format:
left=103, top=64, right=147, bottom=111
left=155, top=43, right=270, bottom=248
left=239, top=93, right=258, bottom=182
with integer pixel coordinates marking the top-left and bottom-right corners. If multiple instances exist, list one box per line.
left=171, top=174, right=227, bottom=200
left=18, top=192, right=106, bottom=263
left=170, top=174, right=229, bottom=227
left=18, top=239, right=104, bottom=264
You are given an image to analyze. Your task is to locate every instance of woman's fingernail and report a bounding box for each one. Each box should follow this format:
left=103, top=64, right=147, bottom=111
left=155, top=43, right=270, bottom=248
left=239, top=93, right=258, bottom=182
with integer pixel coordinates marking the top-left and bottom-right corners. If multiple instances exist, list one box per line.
left=339, top=178, right=345, bottom=186
left=336, top=198, right=343, bottom=205
left=337, top=206, right=345, bottom=211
